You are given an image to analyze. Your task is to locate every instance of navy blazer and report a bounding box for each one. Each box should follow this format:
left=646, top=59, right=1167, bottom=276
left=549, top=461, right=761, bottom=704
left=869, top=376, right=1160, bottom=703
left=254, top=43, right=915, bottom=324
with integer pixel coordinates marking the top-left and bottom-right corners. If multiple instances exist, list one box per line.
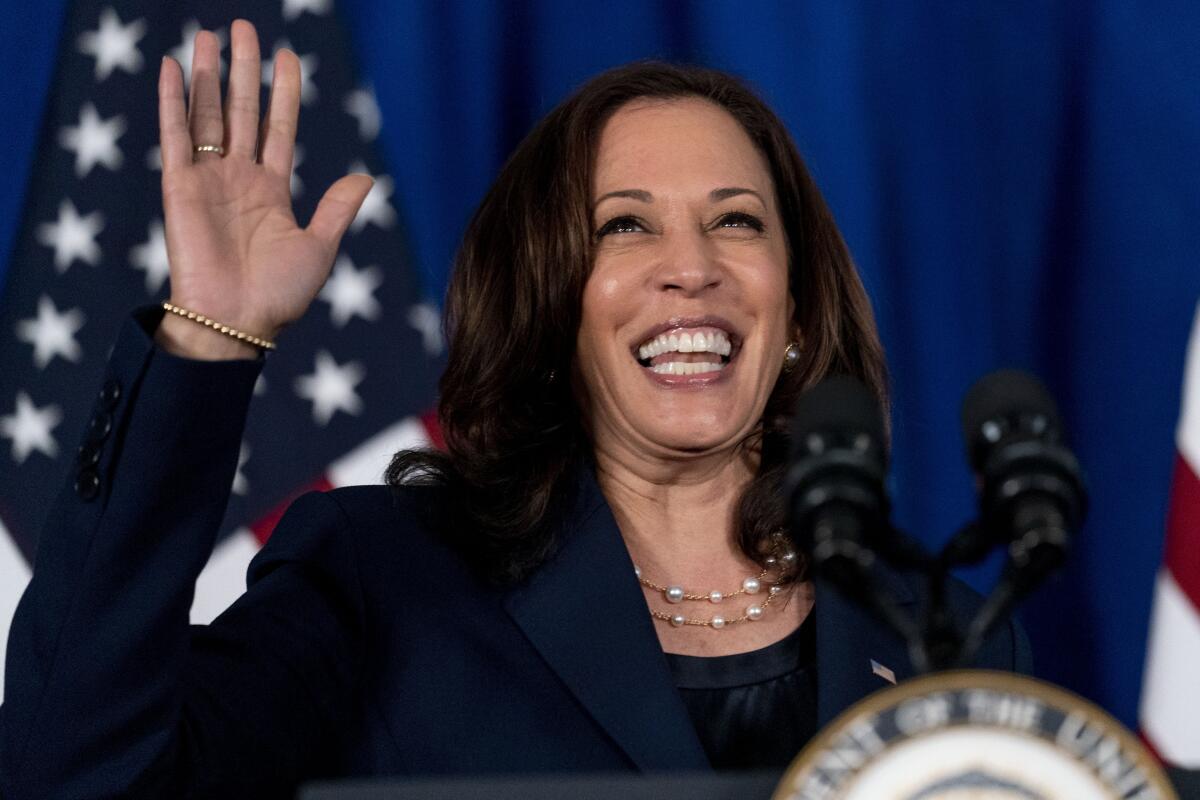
left=0, top=309, right=1031, bottom=799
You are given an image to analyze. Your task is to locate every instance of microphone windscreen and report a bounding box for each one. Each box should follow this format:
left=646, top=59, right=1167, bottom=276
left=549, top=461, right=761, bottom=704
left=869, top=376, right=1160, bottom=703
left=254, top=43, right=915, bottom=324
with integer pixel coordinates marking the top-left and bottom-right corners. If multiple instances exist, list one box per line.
left=960, top=370, right=1062, bottom=467
left=790, top=374, right=885, bottom=454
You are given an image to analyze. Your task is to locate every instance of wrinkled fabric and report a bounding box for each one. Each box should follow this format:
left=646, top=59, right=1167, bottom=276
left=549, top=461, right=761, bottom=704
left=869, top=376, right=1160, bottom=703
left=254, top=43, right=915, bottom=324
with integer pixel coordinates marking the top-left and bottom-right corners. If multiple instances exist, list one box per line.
left=666, top=614, right=817, bottom=771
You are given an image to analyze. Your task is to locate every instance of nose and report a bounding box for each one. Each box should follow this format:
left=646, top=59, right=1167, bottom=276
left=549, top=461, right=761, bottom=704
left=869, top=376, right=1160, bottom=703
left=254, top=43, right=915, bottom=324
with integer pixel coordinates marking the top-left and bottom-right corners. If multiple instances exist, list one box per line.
left=654, top=228, right=722, bottom=296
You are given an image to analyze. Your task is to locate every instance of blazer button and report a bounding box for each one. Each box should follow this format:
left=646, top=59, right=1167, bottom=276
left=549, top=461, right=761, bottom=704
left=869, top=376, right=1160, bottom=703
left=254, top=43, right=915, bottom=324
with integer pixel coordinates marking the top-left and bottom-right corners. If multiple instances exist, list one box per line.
left=75, top=469, right=101, bottom=501
left=86, top=412, right=112, bottom=444
left=77, top=443, right=101, bottom=467
left=98, top=379, right=121, bottom=409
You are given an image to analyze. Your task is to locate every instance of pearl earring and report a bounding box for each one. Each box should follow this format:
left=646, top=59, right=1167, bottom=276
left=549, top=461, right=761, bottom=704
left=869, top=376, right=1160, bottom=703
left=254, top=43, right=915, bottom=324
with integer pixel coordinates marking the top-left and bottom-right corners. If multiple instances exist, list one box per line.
left=782, top=342, right=801, bottom=372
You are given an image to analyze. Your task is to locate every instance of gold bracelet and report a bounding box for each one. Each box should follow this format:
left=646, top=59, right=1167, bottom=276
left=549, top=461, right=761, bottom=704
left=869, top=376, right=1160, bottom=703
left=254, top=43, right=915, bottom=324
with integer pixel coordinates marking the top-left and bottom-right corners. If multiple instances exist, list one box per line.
left=160, top=302, right=277, bottom=351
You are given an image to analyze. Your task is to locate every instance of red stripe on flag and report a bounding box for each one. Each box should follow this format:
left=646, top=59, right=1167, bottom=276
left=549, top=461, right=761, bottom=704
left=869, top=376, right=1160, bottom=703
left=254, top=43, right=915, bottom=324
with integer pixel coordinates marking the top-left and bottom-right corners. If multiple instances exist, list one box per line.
left=249, top=477, right=336, bottom=545
left=420, top=409, right=446, bottom=451
left=1165, top=453, right=1200, bottom=615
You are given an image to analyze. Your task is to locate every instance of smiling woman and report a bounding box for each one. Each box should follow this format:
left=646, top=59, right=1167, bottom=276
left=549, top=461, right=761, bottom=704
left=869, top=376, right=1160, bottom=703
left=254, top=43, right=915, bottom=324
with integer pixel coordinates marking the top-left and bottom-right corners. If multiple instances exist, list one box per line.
left=385, top=67, right=895, bottom=674
left=0, top=26, right=1029, bottom=798
left=389, top=66, right=889, bottom=618
left=584, top=99, right=793, bottom=458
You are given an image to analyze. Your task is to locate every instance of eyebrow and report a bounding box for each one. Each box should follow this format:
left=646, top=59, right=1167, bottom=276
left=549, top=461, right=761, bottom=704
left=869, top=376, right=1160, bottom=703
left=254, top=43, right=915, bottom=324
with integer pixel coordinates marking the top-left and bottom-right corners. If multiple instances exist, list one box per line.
left=593, top=187, right=767, bottom=206
left=710, top=187, right=765, bottom=205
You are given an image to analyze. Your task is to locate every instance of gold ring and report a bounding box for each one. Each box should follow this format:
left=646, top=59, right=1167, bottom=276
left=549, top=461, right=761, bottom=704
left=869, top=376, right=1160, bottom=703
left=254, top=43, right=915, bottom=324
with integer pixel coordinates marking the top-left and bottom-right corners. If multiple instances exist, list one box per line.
left=193, top=144, right=225, bottom=156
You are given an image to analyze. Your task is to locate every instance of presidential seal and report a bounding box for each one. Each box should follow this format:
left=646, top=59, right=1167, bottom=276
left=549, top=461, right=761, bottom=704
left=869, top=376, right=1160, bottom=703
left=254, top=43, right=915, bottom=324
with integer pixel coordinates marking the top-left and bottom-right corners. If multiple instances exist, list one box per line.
left=773, top=671, right=1176, bottom=800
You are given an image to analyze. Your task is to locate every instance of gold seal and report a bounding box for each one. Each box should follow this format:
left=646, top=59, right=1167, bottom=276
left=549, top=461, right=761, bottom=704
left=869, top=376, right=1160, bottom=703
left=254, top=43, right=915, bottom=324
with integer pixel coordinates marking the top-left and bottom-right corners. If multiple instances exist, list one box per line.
left=773, top=671, right=1177, bottom=800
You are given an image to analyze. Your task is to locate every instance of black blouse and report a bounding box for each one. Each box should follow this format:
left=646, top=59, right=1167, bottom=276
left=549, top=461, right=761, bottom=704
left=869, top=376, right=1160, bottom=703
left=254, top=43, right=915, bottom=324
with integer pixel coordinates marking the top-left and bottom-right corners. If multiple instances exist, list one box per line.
left=664, top=613, right=818, bottom=771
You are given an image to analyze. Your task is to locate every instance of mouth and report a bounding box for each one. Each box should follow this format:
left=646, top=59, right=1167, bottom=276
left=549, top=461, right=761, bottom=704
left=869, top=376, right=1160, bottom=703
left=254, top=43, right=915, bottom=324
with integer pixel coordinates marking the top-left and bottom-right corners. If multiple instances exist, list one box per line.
left=631, top=316, right=742, bottom=377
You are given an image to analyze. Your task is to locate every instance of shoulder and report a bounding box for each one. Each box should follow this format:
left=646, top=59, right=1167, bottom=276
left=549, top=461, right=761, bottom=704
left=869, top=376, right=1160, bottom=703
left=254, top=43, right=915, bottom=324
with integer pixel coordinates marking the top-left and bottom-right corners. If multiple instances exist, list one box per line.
left=267, top=482, right=455, bottom=532
left=320, top=482, right=450, bottom=526
left=248, top=483, right=459, bottom=581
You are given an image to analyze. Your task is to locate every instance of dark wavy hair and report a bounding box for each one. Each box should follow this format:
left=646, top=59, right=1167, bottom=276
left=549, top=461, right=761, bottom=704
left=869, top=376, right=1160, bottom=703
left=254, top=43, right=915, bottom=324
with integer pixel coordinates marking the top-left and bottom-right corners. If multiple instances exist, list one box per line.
left=387, top=61, right=887, bottom=587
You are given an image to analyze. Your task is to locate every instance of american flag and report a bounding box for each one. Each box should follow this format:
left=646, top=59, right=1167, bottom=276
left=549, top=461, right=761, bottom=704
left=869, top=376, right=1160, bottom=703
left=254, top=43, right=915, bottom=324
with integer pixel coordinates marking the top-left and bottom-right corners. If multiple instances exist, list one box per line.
left=1140, top=300, right=1200, bottom=771
left=0, top=0, right=442, bottom=694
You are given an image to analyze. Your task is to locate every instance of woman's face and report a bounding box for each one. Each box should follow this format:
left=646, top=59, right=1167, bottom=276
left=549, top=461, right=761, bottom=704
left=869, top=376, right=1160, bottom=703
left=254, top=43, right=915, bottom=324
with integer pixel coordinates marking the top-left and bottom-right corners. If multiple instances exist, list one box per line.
left=576, top=97, right=793, bottom=463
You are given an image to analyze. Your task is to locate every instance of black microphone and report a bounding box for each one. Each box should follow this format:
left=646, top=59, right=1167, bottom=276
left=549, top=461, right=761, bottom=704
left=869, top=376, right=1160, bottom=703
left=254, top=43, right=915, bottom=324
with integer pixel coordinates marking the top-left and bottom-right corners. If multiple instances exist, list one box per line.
left=785, top=375, right=887, bottom=581
left=960, top=369, right=1086, bottom=573
left=956, top=369, right=1087, bottom=662
left=784, top=376, right=917, bottom=644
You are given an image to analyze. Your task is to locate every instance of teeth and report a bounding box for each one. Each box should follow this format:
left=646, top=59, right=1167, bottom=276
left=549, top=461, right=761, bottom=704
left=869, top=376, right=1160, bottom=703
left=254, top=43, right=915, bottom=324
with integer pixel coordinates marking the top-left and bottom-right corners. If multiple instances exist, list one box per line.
left=637, top=329, right=732, bottom=361
left=650, top=361, right=725, bottom=375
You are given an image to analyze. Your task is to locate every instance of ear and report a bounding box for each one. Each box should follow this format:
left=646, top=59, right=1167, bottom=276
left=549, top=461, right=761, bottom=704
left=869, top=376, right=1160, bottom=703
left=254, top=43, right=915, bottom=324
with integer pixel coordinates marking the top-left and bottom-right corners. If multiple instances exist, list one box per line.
left=787, top=314, right=803, bottom=350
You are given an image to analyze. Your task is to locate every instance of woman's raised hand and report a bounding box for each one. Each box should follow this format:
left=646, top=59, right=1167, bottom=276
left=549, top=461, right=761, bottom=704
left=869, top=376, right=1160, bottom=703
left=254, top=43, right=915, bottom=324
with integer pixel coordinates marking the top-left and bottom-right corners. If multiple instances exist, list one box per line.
left=155, top=20, right=373, bottom=359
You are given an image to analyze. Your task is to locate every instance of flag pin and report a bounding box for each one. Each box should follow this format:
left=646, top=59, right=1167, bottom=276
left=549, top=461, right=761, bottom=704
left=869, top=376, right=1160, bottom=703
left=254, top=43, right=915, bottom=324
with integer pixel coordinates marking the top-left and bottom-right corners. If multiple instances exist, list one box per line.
left=871, top=659, right=897, bottom=685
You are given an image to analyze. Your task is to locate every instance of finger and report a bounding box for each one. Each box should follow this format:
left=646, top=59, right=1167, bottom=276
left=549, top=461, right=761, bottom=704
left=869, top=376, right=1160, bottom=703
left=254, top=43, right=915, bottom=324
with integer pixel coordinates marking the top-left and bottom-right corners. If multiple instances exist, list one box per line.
left=259, top=48, right=301, bottom=175
left=308, top=174, right=374, bottom=251
left=187, top=30, right=225, bottom=161
left=158, top=56, right=192, bottom=172
left=224, top=20, right=261, bottom=160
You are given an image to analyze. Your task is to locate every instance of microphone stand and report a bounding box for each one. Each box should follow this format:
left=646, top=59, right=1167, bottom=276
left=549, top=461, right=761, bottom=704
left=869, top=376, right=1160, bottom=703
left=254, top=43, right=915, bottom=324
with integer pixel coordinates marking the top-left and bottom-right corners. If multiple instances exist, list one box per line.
left=904, top=516, right=1066, bottom=673
left=824, top=516, right=1067, bottom=675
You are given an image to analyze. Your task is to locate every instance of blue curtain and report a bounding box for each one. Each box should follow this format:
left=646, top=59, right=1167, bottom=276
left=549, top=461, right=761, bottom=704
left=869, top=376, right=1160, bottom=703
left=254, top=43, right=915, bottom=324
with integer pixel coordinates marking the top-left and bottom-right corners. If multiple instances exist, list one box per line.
left=2, top=0, right=1198, bottom=730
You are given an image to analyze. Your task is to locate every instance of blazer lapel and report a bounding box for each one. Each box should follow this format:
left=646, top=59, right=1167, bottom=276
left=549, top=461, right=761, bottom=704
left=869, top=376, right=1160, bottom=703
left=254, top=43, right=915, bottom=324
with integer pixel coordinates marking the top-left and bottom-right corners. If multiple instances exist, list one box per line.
left=814, top=565, right=918, bottom=728
left=502, top=471, right=709, bottom=771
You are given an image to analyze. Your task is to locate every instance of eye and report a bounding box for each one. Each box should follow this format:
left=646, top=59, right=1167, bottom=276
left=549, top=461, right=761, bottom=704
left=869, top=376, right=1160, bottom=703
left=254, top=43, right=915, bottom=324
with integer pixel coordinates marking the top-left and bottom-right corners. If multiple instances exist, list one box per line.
left=594, top=215, right=646, bottom=238
left=712, top=211, right=766, bottom=232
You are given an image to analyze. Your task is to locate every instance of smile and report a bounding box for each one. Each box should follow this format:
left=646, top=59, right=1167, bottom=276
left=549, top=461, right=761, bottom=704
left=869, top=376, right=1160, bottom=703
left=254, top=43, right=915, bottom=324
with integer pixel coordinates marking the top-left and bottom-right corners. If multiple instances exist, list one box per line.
left=633, top=320, right=740, bottom=379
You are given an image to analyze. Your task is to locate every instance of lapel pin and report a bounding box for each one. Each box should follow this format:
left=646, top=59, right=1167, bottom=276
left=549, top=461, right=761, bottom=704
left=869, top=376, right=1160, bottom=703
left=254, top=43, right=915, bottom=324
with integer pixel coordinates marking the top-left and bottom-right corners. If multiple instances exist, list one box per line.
left=871, top=659, right=897, bottom=685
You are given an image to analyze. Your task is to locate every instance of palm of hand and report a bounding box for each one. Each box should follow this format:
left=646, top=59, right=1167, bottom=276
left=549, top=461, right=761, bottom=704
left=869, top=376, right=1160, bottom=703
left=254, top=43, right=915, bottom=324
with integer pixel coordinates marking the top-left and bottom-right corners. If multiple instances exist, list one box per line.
left=158, top=21, right=371, bottom=347
left=163, top=160, right=332, bottom=337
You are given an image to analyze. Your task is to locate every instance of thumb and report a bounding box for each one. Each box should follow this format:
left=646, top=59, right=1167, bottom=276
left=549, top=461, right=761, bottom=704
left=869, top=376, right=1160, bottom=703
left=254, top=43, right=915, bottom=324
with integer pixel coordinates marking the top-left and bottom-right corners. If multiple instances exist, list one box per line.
left=308, top=173, right=374, bottom=251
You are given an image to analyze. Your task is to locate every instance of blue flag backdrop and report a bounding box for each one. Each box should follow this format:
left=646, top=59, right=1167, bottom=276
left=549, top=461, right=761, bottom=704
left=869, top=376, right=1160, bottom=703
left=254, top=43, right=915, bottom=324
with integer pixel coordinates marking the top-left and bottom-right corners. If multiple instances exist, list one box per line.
left=1, top=0, right=1198, bottom=732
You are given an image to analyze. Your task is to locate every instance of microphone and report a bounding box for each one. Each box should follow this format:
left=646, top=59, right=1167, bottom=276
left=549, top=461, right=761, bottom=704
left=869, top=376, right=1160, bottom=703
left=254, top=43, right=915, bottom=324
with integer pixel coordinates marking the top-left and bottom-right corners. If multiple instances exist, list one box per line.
left=784, top=376, right=918, bottom=644
left=785, top=375, right=887, bottom=581
left=960, top=369, right=1086, bottom=575
left=955, top=369, right=1087, bottom=662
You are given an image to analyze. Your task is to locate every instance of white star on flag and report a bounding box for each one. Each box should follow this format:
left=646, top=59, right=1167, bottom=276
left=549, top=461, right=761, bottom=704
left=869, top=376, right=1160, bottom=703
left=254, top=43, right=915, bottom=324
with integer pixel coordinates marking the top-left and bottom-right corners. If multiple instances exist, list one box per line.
left=169, top=21, right=226, bottom=84
left=58, top=103, right=126, bottom=178
left=15, top=295, right=85, bottom=369
left=76, top=7, right=146, bottom=81
left=406, top=303, right=445, bottom=356
left=344, top=87, right=381, bottom=141
left=129, top=219, right=170, bottom=293
left=349, top=161, right=396, bottom=232
left=263, top=40, right=319, bottom=106
left=282, top=0, right=332, bottom=21
left=0, top=392, right=63, bottom=464
left=37, top=200, right=105, bottom=273
left=319, top=255, right=383, bottom=327
left=294, top=350, right=365, bottom=426
left=145, top=145, right=162, bottom=171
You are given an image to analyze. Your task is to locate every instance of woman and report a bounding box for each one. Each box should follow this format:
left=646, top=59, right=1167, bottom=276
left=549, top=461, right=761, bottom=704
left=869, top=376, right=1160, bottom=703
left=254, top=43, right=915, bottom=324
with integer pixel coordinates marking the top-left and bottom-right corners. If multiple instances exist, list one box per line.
left=0, top=20, right=1028, bottom=799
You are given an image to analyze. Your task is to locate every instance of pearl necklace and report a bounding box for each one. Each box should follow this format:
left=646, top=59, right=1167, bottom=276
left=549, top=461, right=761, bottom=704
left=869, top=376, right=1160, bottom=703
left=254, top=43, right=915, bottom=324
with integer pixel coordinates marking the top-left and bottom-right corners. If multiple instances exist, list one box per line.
left=637, top=567, right=770, bottom=604
left=634, top=550, right=796, bottom=629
